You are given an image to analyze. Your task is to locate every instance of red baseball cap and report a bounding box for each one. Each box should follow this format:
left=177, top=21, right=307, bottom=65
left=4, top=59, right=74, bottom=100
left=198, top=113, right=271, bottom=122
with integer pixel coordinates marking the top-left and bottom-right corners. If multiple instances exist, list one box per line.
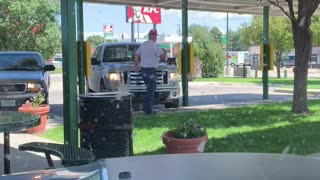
left=149, top=29, right=158, bottom=36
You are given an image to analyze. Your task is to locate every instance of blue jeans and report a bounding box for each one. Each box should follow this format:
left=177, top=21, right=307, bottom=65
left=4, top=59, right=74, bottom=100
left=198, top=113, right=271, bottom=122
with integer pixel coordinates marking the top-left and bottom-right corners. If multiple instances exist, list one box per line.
left=141, top=67, right=157, bottom=114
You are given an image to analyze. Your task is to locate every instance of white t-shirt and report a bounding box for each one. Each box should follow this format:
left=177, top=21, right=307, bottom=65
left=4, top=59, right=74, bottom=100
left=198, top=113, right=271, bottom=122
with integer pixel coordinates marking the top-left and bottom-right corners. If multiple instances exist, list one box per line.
left=136, top=40, right=164, bottom=68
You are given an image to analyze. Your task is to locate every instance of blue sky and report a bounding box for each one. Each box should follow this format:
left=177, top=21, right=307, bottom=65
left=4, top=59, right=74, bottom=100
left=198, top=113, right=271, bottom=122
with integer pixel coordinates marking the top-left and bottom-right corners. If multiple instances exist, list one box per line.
left=83, top=3, right=252, bottom=39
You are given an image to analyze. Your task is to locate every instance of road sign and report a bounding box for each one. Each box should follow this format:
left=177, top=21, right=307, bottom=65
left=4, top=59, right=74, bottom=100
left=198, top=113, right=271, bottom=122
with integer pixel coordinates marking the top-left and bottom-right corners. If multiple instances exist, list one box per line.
left=221, top=35, right=227, bottom=48
left=103, top=25, right=113, bottom=40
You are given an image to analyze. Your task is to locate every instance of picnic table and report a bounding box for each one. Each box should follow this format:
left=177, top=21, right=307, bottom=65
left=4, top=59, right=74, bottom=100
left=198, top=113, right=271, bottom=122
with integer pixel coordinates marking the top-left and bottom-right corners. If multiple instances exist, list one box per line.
left=0, top=111, right=40, bottom=174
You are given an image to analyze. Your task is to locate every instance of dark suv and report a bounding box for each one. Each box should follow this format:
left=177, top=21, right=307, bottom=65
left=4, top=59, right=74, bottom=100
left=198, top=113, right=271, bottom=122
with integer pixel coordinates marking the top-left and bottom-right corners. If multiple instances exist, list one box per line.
left=0, top=51, right=55, bottom=110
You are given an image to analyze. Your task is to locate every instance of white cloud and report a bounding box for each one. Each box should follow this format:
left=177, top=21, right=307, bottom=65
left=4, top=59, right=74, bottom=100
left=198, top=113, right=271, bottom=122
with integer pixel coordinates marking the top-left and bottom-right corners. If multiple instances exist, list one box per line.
left=189, top=11, right=251, bottom=20
left=162, top=9, right=181, bottom=18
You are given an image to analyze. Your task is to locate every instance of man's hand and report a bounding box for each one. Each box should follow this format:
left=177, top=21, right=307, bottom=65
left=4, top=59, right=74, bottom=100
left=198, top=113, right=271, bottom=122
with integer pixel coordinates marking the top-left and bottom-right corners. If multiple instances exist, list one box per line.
left=134, top=65, right=139, bottom=72
left=160, top=52, right=167, bottom=61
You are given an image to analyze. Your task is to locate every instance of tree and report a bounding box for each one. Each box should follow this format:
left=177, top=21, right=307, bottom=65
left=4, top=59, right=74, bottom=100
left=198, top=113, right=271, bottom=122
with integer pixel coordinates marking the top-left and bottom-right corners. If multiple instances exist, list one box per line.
left=240, top=16, right=293, bottom=78
left=86, top=35, right=105, bottom=47
left=105, top=39, right=118, bottom=43
left=0, top=0, right=61, bottom=60
left=189, top=24, right=224, bottom=77
left=311, top=15, right=320, bottom=46
left=265, top=0, right=320, bottom=114
left=201, top=40, right=225, bottom=77
left=86, top=35, right=118, bottom=47
left=209, top=27, right=222, bottom=43
left=228, top=29, right=247, bottom=51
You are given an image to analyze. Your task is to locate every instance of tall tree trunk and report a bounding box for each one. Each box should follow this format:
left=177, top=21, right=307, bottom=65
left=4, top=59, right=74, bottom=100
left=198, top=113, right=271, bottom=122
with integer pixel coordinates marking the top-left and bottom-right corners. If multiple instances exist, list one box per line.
left=276, top=64, right=281, bottom=78
left=276, top=52, right=282, bottom=78
left=291, top=21, right=311, bottom=113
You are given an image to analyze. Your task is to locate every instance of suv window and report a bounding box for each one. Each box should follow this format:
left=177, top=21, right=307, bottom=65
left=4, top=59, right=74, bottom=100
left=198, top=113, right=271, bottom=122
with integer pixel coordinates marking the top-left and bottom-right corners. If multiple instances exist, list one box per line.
left=103, top=45, right=139, bottom=62
left=0, top=54, right=42, bottom=71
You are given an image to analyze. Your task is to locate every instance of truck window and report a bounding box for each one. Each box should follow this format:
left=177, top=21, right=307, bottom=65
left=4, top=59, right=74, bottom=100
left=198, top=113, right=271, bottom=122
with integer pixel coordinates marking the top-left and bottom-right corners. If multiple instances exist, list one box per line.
left=92, top=47, right=101, bottom=59
left=102, top=45, right=139, bottom=62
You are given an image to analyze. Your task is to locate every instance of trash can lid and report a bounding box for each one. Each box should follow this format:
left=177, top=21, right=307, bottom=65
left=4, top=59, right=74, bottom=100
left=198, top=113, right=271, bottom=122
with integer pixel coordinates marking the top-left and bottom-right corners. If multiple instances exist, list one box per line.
left=79, top=92, right=132, bottom=99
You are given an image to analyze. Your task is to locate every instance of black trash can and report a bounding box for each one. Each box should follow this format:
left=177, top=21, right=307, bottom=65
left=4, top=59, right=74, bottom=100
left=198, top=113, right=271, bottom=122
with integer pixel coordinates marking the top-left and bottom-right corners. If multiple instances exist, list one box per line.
left=78, top=92, right=133, bottom=160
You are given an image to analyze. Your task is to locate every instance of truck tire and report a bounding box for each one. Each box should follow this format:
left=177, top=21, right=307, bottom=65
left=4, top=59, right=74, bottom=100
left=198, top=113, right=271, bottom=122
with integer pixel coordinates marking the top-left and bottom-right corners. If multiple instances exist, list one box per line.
left=164, top=99, right=179, bottom=108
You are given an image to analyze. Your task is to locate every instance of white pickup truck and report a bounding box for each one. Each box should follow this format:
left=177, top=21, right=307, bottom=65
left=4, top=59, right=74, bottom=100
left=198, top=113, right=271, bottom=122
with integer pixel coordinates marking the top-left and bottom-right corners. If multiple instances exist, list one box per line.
left=87, top=42, right=180, bottom=108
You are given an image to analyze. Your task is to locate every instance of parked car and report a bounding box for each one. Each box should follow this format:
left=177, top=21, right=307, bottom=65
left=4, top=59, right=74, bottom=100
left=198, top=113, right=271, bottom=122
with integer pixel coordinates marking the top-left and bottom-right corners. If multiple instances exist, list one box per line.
left=87, top=42, right=180, bottom=108
left=52, top=54, right=62, bottom=68
left=0, top=51, right=55, bottom=110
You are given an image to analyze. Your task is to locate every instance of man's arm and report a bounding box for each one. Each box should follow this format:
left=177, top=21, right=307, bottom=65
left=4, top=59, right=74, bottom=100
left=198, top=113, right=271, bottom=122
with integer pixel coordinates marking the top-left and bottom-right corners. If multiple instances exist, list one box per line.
left=156, top=46, right=166, bottom=61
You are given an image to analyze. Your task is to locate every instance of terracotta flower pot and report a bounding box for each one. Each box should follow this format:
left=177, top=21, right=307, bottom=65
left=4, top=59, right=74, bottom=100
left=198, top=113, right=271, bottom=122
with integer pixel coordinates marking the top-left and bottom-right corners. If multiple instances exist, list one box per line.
left=18, top=104, right=50, bottom=134
left=162, top=131, right=208, bottom=154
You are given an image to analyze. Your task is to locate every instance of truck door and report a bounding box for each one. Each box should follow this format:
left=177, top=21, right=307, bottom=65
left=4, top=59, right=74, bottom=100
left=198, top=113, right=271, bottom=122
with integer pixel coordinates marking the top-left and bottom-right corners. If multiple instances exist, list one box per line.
left=88, top=46, right=103, bottom=92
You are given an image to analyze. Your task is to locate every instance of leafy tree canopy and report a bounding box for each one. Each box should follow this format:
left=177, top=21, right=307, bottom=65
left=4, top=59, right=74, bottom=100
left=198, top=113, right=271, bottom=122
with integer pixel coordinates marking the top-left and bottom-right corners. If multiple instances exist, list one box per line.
left=189, top=24, right=224, bottom=77
left=240, top=16, right=293, bottom=64
left=228, top=29, right=247, bottom=51
left=0, top=0, right=61, bottom=60
left=86, top=35, right=105, bottom=47
left=311, top=15, right=320, bottom=46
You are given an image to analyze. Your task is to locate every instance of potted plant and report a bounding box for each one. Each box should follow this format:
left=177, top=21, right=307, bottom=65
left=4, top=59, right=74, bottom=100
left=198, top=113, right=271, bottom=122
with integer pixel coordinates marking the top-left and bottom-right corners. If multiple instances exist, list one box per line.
left=18, top=91, right=50, bottom=134
left=162, top=120, right=208, bottom=154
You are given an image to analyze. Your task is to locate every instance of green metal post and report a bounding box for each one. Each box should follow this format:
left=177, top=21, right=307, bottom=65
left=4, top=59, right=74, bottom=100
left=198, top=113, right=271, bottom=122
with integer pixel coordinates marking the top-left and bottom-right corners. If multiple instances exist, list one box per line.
left=181, top=0, right=189, bottom=106
left=76, top=0, right=85, bottom=94
left=61, top=0, right=78, bottom=146
left=263, top=6, right=269, bottom=100
left=284, top=69, right=287, bottom=78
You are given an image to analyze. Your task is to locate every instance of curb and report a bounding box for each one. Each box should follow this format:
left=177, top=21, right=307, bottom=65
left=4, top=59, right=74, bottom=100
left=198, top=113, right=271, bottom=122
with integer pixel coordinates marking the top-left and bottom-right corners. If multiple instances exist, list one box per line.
left=274, top=89, right=320, bottom=95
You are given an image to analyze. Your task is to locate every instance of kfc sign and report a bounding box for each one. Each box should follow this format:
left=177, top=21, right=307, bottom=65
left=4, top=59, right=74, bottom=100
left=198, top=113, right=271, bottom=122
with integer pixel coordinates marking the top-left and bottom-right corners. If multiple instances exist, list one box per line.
left=126, top=6, right=161, bottom=24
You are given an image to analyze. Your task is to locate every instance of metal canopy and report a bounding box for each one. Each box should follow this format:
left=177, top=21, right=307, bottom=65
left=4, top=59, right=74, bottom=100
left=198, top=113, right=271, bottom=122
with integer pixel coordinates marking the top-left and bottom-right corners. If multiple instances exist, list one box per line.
left=84, top=0, right=297, bottom=16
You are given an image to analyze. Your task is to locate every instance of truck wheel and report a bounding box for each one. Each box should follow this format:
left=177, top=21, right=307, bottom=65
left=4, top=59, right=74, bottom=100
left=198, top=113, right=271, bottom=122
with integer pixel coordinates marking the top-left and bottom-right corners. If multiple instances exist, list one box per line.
left=164, top=99, right=179, bottom=108
left=100, top=80, right=106, bottom=92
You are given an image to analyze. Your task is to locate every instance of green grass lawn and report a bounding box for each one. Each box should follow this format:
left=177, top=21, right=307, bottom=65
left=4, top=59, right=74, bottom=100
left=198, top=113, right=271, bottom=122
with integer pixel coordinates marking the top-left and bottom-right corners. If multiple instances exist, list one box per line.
left=42, top=100, right=320, bottom=156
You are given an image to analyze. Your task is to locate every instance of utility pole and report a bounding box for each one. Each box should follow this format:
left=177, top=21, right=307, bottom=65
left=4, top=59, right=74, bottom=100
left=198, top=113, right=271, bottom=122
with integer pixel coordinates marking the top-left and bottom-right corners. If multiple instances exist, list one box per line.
left=176, top=24, right=181, bottom=36
left=263, top=6, right=269, bottom=99
left=226, top=13, right=229, bottom=67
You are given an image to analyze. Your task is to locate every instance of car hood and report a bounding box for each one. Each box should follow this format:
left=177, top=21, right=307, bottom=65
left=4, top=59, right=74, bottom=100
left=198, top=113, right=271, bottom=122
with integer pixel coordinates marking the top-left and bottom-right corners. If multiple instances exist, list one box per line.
left=0, top=71, right=44, bottom=82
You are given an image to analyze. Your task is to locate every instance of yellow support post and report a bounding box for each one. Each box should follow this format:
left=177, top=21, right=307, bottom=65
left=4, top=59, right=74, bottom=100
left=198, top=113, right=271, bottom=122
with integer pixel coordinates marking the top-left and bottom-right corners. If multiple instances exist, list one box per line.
left=189, top=42, right=194, bottom=74
left=84, top=41, right=92, bottom=76
left=260, top=43, right=275, bottom=71
left=177, top=43, right=182, bottom=74
left=269, top=44, right=274, bottom=70
left=260, top=44, right=264, bottom=70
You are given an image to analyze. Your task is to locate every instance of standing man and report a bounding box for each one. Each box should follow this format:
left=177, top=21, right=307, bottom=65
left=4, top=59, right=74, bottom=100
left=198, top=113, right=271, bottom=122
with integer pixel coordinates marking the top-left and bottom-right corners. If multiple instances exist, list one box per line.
left=134, top=29, right=166, bottom=115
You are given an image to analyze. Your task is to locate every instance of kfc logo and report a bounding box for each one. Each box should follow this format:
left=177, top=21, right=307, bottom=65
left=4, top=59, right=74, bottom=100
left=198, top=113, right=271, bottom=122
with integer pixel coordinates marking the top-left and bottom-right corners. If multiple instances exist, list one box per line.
left=127, top=6, right=161, bottom=24
left=104, top=25, right=113, bottom=33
